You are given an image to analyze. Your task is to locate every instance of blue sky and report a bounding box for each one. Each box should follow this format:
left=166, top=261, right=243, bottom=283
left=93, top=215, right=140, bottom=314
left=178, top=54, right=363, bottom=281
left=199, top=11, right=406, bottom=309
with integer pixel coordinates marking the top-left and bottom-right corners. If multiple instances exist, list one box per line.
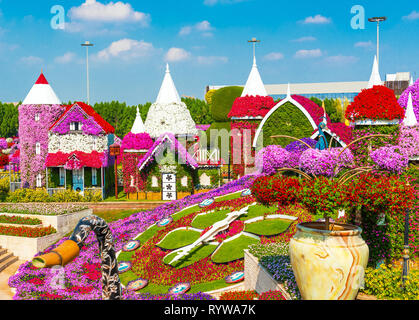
left=0, top=0, right=418, bottom=105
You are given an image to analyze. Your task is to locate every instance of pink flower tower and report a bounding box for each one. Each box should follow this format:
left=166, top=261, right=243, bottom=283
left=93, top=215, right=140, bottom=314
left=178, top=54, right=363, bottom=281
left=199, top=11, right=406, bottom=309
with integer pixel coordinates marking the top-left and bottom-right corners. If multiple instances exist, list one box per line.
left=19, top=73, right=64, bottom=188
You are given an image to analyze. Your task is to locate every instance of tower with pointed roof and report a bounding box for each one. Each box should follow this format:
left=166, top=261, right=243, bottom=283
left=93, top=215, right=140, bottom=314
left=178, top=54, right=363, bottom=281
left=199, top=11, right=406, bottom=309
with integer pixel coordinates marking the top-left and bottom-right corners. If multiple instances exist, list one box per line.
left=367, top=55, right=383, bottom=89
left=144, top=64, right=198, bottom=139
left=19, top=72, right=64, bottom=188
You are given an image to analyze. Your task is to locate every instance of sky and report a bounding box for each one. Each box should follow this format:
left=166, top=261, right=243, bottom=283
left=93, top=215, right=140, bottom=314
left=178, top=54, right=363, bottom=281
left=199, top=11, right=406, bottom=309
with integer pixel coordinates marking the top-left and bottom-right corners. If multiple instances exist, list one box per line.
left=0, top=0, right=418, bottom=105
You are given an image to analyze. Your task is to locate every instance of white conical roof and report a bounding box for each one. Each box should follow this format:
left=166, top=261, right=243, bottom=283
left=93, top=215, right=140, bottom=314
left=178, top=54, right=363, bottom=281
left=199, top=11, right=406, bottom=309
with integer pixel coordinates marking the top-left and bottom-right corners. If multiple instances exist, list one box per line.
left=131, top=106, right=146, bottom=134
left=145, top=65, right=198, bottom=138
left=241, top=57, right=267, bottom=97
left=22, top=73, right=61, bottom=105
left=155, top=64, right=181, bottom=104
left=367, top=55, right=382, bottom=89
left=403, top=92, right=418, bottom=127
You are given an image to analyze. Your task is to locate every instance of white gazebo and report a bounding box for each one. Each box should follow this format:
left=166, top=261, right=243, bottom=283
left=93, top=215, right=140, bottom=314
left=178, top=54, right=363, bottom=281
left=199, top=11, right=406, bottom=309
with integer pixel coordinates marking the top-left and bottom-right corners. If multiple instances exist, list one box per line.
left=145, top=64, right=198, bottom=139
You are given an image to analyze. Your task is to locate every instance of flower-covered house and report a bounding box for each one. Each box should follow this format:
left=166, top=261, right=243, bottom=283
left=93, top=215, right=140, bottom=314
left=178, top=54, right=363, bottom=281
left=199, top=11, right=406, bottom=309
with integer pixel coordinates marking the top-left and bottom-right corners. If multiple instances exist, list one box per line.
left=45, top=102, right=115, bottom=198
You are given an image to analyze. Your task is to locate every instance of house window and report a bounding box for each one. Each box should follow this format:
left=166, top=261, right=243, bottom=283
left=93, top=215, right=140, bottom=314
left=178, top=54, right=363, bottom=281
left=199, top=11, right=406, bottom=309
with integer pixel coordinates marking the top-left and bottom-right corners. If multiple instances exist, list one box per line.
left=59, top=168, right=65, bottom=186
left=70, top=122, right=83, bottom=131
left=35, top=142, right=41, bottom=155
left=181, top=176, right=188, bottom=187
left=92, top=168, right=98, bottom=186
left=35, top=113, right=40, bottom=121
left=36, top=174, right=42, bottom=188
left=151, top=176, right=159, bottom=188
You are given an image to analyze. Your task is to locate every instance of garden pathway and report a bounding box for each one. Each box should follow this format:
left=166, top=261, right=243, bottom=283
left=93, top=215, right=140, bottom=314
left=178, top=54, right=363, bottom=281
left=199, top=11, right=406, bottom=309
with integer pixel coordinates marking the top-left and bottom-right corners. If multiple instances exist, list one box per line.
left=0, top=259, right=23, bottom=300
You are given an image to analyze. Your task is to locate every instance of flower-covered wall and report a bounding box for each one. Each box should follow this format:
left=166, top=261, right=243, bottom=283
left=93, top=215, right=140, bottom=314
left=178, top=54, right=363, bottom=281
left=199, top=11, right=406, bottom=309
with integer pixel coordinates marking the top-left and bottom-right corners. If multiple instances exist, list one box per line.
left=19, top=104, right=64, bottom=188
left=48, top=133, right=108, bottom=154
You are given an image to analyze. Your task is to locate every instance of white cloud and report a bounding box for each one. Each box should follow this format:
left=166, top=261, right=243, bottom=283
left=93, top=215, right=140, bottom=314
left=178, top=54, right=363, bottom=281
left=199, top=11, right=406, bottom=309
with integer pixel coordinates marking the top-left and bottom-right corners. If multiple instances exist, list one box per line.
left=264, top=52, right=284, bottom=61
left=403, top=11, right=419, bottom=21
left=69, top=0, right=150, bottom=25
left=294, top=49, right=323, bottom=59
left=354, top=41, right=374, bottom=50
left=292, top=36, right=317, bottom=42
left=179, top=20, right=214, bottom=37
left=54, top=52, right=76, bottom=64
left=301, top=14, right=332, bottom=24
left=324, top=55, right=358, bottom=65
left=197, top=56, right=228, bottom=64
left=20, top=56, right=43, bottom=65
left=96, top=39, right=156, bottom=61
left=203, top=0, right=246, bottom=6
left=165, top=48, right=191, bottom=62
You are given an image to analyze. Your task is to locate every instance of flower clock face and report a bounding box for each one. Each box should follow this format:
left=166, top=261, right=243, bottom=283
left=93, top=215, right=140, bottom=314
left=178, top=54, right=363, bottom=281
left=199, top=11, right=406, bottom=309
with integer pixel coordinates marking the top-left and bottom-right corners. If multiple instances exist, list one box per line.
left=115, top=191, right=299, bottom=296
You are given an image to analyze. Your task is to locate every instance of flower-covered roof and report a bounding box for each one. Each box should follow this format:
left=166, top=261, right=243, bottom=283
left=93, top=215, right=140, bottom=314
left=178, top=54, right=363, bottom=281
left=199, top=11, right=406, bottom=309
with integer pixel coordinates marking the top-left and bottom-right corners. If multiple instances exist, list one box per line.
left=121, top=132, right=154, bottom=151
left=137, top=133, right=198, bottom=171
left=50, top=102, right=115, bottom=134
left=228, top=95, right=276, bottom=119
left=399, top=78, right=419, bottom=125
left=345, top=85, right=404, bottom=121
left=22, top=73, right=62, bottom=105
left=290, top=95, right=330, bottom=126
left=144, top=65, right=198, bottom=138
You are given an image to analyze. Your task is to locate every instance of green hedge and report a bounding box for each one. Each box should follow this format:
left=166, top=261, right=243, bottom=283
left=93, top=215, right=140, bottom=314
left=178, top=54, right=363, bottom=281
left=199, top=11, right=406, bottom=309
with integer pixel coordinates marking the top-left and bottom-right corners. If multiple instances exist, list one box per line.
left=261, top=101, right=314, bottom=147
left=210, top=86, right=243, bottom=122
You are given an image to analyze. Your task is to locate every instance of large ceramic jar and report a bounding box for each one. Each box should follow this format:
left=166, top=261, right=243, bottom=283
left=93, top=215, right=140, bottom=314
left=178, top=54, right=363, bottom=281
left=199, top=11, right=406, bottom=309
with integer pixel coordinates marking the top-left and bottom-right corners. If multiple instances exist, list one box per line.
left=289, top=222, right=369, bottom=300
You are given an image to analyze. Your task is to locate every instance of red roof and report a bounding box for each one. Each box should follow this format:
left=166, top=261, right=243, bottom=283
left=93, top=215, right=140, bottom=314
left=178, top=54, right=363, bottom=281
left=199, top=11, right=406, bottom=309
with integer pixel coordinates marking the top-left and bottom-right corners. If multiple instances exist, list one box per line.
left=49, top=102, right=115, bottom=134
left=35, top=73, right=49, bottom=85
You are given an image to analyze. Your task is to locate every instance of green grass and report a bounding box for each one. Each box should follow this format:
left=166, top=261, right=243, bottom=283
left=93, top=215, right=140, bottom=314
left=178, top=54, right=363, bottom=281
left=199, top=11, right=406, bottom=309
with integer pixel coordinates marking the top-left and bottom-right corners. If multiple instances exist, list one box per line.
left=238, top=204, right=277, bottom=222
left=157, top=229, right=201, bottom=250
left=245, top=219, right=292, bottom=236
left=191, top=209, right=229, bottom=229
left=93, top=209, right=140, bottom=223
left=163, top=244, right=218, bottom=269
left=211, top=235, right=259, bottom=263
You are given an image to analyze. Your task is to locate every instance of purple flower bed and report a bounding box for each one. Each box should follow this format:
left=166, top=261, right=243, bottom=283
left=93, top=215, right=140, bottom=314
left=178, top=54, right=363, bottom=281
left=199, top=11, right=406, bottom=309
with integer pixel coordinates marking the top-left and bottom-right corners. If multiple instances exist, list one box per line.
left=285, top=138, right=317, bottom=153
left=0, top=139, right=7, bottom=149
left=121, top=132, right=154, bottom=151
left=8, top=175, right=255, bottom=300
left=255, top=145, right=290, bottom=175
left=299, top=148, right=354, bottom=177
left=398, top=125, right=419, bottom=158
left=370, top=145, right=409, bottom=173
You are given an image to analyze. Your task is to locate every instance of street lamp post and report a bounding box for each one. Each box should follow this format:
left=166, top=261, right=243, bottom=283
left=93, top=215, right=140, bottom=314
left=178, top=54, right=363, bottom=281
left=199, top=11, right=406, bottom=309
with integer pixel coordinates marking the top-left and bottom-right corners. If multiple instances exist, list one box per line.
left=368, top=17, right=386, bottom=68
left=81, top=41, right=94, bottom=105
left=247, top=37, right=261, bottom=61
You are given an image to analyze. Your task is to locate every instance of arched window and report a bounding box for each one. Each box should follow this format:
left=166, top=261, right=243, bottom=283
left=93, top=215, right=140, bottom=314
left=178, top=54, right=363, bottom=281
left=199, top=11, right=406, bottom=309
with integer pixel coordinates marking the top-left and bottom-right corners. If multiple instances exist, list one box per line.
left=35, top=142, right=41, bottom=155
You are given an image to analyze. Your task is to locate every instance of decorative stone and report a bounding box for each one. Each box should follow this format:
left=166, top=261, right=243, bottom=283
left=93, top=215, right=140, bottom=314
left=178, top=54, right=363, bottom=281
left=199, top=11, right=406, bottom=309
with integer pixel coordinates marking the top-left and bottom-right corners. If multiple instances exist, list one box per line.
left=168, top=282, right=191, bottom=295
left=122, top=240, right=141, bottom=252
left=241, top=189, right=252, bottom=197
left=199, top=198, right=214, bottom=208
left=126, top=278, right=149, bottom=291
left=157, top=216, right=173, bottom=227
left=117, top=261, right=132, bottom=274
left=225, top=271, right=245, bottom=284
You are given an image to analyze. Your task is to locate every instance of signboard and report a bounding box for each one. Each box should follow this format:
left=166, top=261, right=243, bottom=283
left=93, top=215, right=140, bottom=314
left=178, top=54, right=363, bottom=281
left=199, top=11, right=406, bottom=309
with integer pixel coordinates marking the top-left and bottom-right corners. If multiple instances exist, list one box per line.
left=162, top=173, right=177, bottom=201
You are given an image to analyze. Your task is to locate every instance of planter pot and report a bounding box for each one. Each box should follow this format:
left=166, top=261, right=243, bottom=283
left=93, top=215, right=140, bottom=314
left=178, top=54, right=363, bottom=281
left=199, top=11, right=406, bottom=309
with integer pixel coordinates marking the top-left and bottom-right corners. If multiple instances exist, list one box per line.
left=289, top=222, right=369, bottom=300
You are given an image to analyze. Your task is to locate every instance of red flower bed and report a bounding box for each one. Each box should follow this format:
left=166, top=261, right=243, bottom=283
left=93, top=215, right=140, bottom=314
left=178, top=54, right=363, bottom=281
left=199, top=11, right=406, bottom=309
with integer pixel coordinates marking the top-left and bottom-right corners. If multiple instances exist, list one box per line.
left=251, top=176, right=302, bottom=206
left=45, top=151, right=106, bottom=169
left=0, top=225, right=56, bottom=238
left=228, top=95, right=276, bottom=118
left=219, top=290, right=258, bottom=300
left=259, top=290, right=286, bottom=300
left=345, top=85, right=405, bottom=121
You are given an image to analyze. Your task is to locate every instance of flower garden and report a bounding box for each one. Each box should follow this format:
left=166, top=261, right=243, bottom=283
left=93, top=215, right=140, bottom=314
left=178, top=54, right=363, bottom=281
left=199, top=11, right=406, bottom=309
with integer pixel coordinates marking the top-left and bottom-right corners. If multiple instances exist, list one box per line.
left=1, top=51, right=419, bottom=302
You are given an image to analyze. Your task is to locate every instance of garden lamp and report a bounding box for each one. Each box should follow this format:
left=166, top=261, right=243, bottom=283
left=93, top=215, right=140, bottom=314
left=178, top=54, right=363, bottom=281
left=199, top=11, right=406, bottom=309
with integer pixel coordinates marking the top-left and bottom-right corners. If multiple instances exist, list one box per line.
left=109, top=143, right=121, bottom=199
